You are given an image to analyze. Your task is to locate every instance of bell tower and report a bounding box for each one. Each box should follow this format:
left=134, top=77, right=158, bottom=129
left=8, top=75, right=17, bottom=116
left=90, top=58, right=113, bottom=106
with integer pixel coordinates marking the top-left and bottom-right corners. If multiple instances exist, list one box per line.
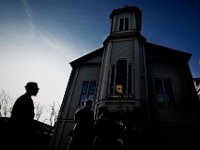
left=110, top=6, right=141, bottom=34
left=96, top=6, right=148, bottom=115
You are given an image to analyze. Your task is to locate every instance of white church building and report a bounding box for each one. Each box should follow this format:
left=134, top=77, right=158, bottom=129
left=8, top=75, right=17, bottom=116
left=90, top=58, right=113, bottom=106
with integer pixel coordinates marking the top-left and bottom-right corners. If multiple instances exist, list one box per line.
left=49, top=6, right=200, bottom=150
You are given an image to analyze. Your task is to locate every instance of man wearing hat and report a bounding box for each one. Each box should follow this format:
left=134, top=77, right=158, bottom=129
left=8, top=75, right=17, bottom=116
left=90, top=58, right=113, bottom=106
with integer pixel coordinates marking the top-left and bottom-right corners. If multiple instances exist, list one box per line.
left=10, top=82, right=39, bottom=150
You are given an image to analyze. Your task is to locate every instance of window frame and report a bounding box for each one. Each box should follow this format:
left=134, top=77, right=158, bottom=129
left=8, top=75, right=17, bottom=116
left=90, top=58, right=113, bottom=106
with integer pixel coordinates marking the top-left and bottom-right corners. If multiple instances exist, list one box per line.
left=115, top=59, right=127, bottom=94
left=153, top=78, right=175, bottom=107
left=108, top=59, right=133, bottom=95
left=79, top=81, right=96, bottom=106
left=119, top=17, right=129, bottom=31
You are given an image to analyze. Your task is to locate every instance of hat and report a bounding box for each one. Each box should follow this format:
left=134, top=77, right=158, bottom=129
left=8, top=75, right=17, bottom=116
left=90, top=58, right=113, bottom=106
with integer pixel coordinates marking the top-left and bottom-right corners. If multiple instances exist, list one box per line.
left=25, top=82, right=39, bottom=90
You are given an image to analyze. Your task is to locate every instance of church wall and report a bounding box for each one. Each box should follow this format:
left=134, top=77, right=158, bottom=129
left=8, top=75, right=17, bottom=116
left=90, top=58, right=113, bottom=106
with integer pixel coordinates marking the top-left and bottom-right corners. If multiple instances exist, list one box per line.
left=85, top=55, right=103, bottom=63
left=52, top=64, right=101, bottom=150
left=65, top=65, right=101, bottom=119
left=111, top=40, right=134, bottom=64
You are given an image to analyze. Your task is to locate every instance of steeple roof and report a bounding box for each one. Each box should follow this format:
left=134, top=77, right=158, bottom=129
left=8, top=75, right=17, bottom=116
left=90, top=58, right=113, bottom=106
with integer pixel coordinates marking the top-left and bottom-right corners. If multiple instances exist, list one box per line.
left=109, top=6, right=141, bottom=19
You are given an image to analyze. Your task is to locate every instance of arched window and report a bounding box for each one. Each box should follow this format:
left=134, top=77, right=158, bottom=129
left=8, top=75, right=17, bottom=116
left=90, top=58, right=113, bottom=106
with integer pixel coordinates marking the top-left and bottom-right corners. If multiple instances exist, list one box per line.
left=109, top=59, right=133, bottom=95
left=115, top=59, right=127, bottom=94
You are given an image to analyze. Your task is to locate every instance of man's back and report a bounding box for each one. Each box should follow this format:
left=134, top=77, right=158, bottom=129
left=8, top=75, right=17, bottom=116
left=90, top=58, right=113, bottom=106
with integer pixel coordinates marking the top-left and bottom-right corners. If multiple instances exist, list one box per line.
left=67, top=100, right=94, bottom=150
left=74, top=106, right=94, bottom=136
left=11, top=94, right=34, bottom=122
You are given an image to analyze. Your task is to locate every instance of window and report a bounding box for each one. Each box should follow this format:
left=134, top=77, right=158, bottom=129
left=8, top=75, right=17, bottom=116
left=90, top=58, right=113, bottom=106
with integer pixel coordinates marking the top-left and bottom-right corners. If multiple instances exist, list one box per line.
left=109, top=59, right=133, bottom=95
left=154, top=79, right=174, bottom=106
left=128, top=64, right=132, bottom=94
left=125, top=17, right=129, bottom=30
left=79, top=81, right=96, bottom=106
left=119, top=17, right=129, bottom=31
left=110, top=66, right=115, bottom=94
left=119, top=18, right=124, bottom=31
left=116, top=59, right=127, bottom=94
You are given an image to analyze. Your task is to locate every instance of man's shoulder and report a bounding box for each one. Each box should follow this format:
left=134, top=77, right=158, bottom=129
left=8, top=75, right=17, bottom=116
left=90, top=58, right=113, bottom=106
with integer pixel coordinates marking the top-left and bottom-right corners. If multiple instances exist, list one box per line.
left=14, top=94, right=32, bottom=106
left=17, top=94, right=27, bottom=100
left=76, top=107, right=93, bottom=114
left=75, top=107, right=84, bottom=114
left=14, top=95, right=24, bottom=104
left=84, top=107, right=94, bottom=114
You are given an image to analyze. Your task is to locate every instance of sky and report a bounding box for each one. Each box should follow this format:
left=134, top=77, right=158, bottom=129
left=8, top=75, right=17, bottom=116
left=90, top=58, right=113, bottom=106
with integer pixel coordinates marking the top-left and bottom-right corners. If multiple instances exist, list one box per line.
left=0, top=0, right=200, bottom=123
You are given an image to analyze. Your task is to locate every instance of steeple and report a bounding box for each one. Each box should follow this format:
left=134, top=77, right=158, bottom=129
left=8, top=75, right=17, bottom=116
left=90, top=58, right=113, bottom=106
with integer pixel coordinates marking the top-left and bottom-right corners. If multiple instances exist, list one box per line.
left=109, top=6, right=142, bottom=35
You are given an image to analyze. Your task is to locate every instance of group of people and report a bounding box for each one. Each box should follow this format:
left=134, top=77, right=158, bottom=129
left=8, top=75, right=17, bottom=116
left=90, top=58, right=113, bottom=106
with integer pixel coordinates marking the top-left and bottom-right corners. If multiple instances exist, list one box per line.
left=67, top=100, right=126, bottom=150
left=7, top=81, right=127, bottom=150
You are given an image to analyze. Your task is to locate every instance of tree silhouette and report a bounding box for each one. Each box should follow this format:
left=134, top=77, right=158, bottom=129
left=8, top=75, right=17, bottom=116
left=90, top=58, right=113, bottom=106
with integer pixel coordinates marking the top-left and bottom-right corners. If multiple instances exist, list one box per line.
left=35, top=103, right=44, bottom=121
left=49, top=101, right=60, bottom=126
left=0, top=89, right=13, bottom=117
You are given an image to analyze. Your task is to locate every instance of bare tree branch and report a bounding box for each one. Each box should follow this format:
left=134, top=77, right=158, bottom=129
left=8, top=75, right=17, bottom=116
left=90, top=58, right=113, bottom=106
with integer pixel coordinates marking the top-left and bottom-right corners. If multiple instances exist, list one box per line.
left=49, top=101, right=60, bottom=126
left=35, top=103, right=44, bottom=121
left=0, top=89, right=13, bottom=117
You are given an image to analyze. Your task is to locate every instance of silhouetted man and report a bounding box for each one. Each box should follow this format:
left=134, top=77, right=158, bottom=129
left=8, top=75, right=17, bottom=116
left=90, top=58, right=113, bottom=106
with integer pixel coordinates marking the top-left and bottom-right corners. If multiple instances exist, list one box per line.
left=10, top=82, right=39, bottom=150
left=68, top=100, right=94, bottom=150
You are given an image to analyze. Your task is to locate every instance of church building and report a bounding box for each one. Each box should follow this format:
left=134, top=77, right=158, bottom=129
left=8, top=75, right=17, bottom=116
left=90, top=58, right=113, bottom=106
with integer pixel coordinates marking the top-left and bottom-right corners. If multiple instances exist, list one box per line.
left=50, top=6, right=200, bottom=150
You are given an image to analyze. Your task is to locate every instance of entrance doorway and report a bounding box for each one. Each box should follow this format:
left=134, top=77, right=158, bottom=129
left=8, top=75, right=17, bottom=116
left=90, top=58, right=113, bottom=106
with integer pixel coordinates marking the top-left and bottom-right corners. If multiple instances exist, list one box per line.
left=108, top=109, right=144, bottom=150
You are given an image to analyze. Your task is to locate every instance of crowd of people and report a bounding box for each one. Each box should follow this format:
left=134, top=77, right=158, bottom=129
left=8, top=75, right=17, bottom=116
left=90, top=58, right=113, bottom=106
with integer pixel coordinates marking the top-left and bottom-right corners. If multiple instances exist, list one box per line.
left=67, top=100, right=126, bottom=150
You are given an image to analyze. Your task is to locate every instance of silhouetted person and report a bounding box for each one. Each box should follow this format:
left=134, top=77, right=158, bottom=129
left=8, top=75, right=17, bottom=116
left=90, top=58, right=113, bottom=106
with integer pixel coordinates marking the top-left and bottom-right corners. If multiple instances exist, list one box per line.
left=93, top=106, right=111, bottom=150
left=68, top=100, right=94, bottom=150
left=94, top=108, right=125, bottom=150
left=10, top=82, right=39, bottom=150
left=110, top=118, right=125, bottom=150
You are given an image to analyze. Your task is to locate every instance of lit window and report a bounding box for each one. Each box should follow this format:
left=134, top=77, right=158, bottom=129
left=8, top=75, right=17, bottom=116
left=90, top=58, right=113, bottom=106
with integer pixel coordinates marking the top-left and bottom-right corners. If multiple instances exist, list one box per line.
left=109, top=60, right=133, bottom=95
left=79, top=81, right=96, bottom=106
left=116, top=84, right=123, bottom=94
left=115, top=59, right=127, bottom=94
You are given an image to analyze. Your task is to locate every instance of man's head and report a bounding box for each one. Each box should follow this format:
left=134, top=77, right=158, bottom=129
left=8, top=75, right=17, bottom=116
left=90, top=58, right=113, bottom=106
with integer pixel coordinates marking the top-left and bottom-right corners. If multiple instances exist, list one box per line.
left=25, top=82, right=39, bottom=96
left=85, top=100, right=93, bottom=108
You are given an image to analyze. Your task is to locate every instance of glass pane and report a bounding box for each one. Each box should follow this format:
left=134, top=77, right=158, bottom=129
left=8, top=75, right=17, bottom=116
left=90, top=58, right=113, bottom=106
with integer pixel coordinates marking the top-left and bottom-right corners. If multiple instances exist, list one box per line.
left=119, top=18, right=124, bottom=31
left=88, top=82, right=96, bottom=94
left=164, top=80, right=173, bottom=93
left=88, top=94, right=94, bottom=100
left=164, top=79, right=174, bottom=102
left=155, top=80, right=163, bottom=92
left=79, top=81, right=89, bottom=106
left=80, top=94, right=87, bottom=106
left=116, top=59, right=127, bottom=94
left=128, top=65, right=132, bottom=94
left=82, top=81, right=89, bottom=93
left=156, top=93, right=165, bottom=103
left=165, top=93, right=170, bottom=103
left=88, top=82, right=96, bottom=101
left=125, top=17, right=129, bottom=30
left=154, top=79, right=164, bottom=104
left=110, top=66, right=115, bottom=94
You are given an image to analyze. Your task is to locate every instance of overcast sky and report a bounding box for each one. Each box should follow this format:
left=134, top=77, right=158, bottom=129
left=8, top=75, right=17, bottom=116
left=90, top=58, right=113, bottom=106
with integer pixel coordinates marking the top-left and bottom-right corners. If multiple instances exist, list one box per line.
left=0, top=0, right=200, bottom=123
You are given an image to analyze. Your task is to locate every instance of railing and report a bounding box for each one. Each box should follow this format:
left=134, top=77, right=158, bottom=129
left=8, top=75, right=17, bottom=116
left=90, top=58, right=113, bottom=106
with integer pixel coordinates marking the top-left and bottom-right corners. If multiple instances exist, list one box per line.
left=106, top=94, right=135, bottom=100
